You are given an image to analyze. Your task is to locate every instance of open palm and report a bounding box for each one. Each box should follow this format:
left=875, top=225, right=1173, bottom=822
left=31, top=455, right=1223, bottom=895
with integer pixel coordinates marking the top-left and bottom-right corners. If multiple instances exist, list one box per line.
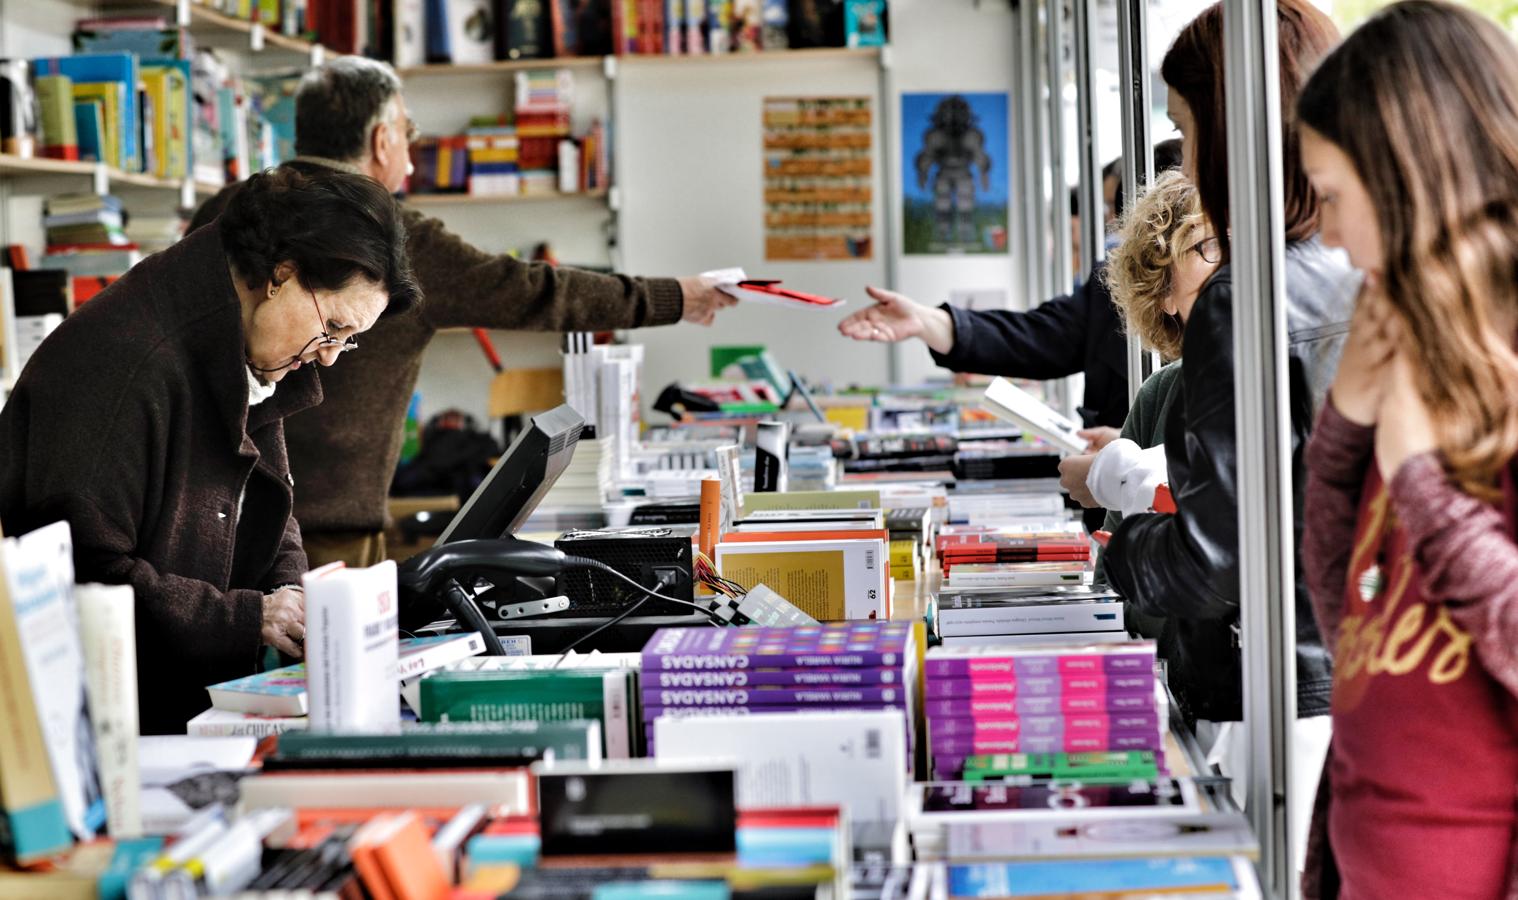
left=838, top=286, right=926, bottom=342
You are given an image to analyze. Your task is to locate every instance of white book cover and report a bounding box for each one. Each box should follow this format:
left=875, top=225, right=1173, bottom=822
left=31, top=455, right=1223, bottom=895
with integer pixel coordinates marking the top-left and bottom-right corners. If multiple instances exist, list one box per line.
left=238, top=770, right=531, bottom=814
left=945, top=563, right=1094, bottom=590
left=303, top=560, right=401, bottom=733
left=76, top=583, right=141, bottom=839
left=655, top=710, right=909, bottom=822
left=186, top=708, right=308, bottom=738
left=393, top=0, right=426, bottom=68
left=0, top=521, right=104, bottom=840
left=944, top=812, right=1258, bottom=861
left=937, top=598, right=1125, bottom=638
left=980, top=377, right=1089, bottom=456
left=447, top=0, right=496, bottom=64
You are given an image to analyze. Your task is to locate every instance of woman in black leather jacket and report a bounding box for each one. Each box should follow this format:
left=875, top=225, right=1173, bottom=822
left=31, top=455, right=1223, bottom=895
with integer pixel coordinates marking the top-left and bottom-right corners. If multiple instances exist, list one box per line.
left=1100, top=0, right=1354, bottom=859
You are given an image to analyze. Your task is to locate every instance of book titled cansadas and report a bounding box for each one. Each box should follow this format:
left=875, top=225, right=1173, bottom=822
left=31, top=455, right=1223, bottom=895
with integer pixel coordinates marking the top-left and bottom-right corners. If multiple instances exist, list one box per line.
left=641, top=622, right=915, bottom=671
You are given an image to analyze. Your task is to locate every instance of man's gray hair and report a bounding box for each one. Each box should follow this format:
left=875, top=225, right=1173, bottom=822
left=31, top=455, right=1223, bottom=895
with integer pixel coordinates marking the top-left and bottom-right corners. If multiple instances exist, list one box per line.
left=294, top=57, right=404, bottom=162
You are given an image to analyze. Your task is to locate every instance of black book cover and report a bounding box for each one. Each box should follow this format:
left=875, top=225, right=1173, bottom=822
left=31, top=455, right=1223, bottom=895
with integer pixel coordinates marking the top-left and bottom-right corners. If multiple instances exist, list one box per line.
left=498, top=0, right=553, bottom=59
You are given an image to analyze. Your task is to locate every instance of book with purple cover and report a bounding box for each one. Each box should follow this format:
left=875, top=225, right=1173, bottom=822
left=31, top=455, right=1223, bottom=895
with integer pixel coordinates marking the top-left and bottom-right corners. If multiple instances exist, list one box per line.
left=643, top=701, right=910, bottom=719
left=641, top=685, right=906, bottom=707
left=931, top=731, right=1164, bottom=756
left=924, top=643, right=1155, bottom=679
left=924, top=673, right=1156, bottom=701
left=929, top=713, right=1161, bottom=738
left=642, top=622, right=915, bottom=671
left=925, top=691, right=1157, bottom=717
left=646, top=667, right=903, bottom=688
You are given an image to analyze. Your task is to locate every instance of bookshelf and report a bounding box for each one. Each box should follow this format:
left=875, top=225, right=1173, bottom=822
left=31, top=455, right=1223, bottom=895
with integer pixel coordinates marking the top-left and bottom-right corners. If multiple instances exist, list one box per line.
left=88, top=0, right=329, bottom=59
left=405, top=189, right=609, bottom=208
left=397, top=56, right=607, bottom=78
left=616, top=46, right=883, bottom=66
left=0, top=153, right=215, bottom=197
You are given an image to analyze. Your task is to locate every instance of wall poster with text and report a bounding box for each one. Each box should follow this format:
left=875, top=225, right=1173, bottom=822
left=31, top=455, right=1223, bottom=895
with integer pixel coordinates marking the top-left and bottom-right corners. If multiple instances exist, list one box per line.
left=901, top=92, right=1010, bottom=255
left=762, top=96, right=874, bottom=261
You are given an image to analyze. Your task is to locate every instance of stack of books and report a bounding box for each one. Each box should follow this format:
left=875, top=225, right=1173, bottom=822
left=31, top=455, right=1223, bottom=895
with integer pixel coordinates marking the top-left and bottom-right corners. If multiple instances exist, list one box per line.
left=906, top=777, right=1207, bottom=863
left=922, top=642, right=1162, bottom=780
left=639, top=622, right=918, bottom=756
left=188, top=633, right=488, bottom=736
left=407, top=134, right=470, bottom=194
left=465, top=122, right=520, bottom=197
left=515, top=69, right=572, bottom=195
left=935, top=586, right=1126, bottom=646
left=44, top=193, right=127, bottom=248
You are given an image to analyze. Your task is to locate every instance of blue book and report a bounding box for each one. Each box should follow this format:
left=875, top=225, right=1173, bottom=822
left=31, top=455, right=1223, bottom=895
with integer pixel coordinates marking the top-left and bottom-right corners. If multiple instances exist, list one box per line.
left=424, top=0, right=451, bottom=62
left=34, top=53, right=140, bottom=172
left=73, top=99, right=106, bottom=163
left=947, top=858, right=1241, bottom=897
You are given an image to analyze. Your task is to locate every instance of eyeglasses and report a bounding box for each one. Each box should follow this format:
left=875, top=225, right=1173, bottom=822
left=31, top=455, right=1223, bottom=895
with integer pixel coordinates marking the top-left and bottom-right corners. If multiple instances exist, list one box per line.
left=399, top=115, right=419, bottom=143
left=1190, top=236, right=1222, bottom=264
left=304, top=288, right=357, bottom=358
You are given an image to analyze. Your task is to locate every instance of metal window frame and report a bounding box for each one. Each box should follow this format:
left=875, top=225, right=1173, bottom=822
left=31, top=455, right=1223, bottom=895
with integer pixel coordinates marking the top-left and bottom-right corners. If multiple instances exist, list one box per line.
left=1116, top=0, right=1156, bottom=405
left=1224, top=0, right=1298, bottom=895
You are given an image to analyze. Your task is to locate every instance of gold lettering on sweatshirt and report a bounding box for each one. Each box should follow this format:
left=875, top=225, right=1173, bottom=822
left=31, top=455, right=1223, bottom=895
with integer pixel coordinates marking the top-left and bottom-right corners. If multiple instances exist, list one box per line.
left=1334, top=486, right=1472, bottom=712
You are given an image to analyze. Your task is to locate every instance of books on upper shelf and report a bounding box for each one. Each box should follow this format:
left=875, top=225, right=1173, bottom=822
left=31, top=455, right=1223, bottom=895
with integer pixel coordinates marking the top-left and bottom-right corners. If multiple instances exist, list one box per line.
left=981, top=377, right=1089, bottom=456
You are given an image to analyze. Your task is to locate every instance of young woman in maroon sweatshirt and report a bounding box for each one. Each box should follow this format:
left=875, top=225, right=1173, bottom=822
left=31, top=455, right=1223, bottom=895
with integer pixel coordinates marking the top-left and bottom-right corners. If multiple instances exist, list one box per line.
left=1298, top=3, right=1518, bottom=896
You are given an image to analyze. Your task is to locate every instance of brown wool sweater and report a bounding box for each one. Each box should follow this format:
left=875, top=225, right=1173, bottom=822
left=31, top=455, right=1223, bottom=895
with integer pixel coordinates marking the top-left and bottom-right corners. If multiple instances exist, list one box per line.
left=195, top=158, right=685, bottom=534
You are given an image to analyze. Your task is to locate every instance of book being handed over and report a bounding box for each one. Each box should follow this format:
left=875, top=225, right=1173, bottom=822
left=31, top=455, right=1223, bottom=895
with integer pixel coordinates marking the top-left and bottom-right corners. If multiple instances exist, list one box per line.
left=981, top=377, right=1089, bottom=456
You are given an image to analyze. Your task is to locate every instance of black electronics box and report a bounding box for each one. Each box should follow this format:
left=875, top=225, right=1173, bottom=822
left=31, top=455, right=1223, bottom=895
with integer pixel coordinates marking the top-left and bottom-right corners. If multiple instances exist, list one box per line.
left=554, top=526, right=696, bottom=614
left=534, top=761, right=737, bottom=857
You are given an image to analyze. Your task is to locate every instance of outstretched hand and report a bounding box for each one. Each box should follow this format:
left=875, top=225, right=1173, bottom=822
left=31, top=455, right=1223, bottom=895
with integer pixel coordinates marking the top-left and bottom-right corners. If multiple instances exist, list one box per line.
left=678, top=275, right=738, bottom=326
left=837, top=286, right=957, bottom=354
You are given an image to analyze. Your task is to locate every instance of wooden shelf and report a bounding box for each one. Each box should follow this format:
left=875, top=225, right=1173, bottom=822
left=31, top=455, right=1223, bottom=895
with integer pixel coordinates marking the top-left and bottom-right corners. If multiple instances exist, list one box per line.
left=398, top=56, right=606, bottom=78
left=398, top=46, right=883, bottom=77
left=405, top=190, right=609, bottom=207
left=617, top=46, right=883, bottom=66
left=0, top=154, right=206, bottom=197
left=0, top=155, right=96, bottom=179
left=88, top=0, right=328, bottom=57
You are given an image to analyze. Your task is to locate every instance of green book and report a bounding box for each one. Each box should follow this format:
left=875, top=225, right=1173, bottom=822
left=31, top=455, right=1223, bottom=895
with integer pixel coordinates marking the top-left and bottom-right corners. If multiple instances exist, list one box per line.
left=420, top=669, right=633, bottom=759
left=962, top=751, right=1160, bottom=784
left=274, top=721, right=602, bottom=764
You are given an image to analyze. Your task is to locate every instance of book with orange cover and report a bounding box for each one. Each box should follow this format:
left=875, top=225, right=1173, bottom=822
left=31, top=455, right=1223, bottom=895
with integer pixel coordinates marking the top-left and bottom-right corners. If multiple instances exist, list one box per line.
left=372, top=812, right=449, bottom=900
left=348, top=814, right=405, bottom=900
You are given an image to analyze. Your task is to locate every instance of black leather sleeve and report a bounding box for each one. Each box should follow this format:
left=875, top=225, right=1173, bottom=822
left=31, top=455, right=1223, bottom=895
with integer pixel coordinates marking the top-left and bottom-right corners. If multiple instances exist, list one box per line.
left=1103, top=276, right=1241, bottom=622
left=929, top=281, right=1091, bottom=379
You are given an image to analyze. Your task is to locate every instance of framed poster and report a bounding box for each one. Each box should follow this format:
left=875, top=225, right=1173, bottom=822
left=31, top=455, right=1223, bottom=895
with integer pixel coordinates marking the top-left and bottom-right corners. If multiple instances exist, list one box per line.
left=763, top=96, right=874, bottom=261
left=902, top=92, right=1010, bottom=255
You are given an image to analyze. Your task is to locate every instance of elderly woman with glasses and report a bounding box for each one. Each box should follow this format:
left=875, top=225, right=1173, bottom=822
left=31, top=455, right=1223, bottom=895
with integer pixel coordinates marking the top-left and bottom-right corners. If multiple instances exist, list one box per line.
left=0, top=164, right=421, bottom=734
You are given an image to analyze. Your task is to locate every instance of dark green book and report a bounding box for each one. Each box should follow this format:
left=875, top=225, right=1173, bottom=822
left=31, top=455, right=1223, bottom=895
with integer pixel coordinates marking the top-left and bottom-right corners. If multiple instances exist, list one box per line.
left=271, top=721, right=602, bottom=767
left=419, top=669, right=633, bottom=759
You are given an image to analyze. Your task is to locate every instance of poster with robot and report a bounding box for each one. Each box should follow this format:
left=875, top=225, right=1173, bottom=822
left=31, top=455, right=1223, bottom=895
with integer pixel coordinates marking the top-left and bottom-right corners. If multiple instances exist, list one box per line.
left=901, top=92, right=1010, bottom=255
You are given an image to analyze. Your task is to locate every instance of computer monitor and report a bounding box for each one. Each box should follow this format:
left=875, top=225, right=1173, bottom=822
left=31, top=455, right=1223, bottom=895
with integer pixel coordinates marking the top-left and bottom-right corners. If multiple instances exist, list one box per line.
left=434, top=404, right=585, bottom=545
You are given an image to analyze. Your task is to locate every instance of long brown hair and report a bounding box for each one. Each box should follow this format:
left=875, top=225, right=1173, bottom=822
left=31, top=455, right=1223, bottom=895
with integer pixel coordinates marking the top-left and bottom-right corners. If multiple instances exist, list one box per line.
left=1161, top=0, right=1339, bottom=261
left=1299, top=1, right=1518, bottom=499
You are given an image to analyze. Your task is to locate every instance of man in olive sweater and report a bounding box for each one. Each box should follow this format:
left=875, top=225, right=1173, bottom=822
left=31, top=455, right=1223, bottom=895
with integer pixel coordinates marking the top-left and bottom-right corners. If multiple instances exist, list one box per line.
left=191, top=57, right=733, bottom=567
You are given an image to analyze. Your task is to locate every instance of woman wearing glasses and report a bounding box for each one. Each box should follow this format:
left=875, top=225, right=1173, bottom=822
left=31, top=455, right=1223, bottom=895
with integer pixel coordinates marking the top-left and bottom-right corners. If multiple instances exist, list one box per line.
left=0, top=164, right=420, bottom=734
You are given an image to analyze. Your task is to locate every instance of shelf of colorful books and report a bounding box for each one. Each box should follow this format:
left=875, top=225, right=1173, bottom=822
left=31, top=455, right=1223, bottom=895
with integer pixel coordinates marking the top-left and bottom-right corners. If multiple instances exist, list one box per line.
left=397, top=56, right=608, bottom=78
left=616, top=46, right=884, bottom=66
left=405, top=189, right=609, bottom=207
left=0, top=154, right=219, bottom=201
left=87, top=0, right=328, bottom=59
left=398, top=46, right=883, bottom=79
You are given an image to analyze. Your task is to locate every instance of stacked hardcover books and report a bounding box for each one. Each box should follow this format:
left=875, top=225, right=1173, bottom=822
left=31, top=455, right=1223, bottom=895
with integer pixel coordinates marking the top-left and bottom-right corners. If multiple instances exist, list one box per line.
left=639, top=622, right=918, bottom=757
left=934, top=587, right=1125, bottom=646
left=923, top=642, right=1162, bottom=780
